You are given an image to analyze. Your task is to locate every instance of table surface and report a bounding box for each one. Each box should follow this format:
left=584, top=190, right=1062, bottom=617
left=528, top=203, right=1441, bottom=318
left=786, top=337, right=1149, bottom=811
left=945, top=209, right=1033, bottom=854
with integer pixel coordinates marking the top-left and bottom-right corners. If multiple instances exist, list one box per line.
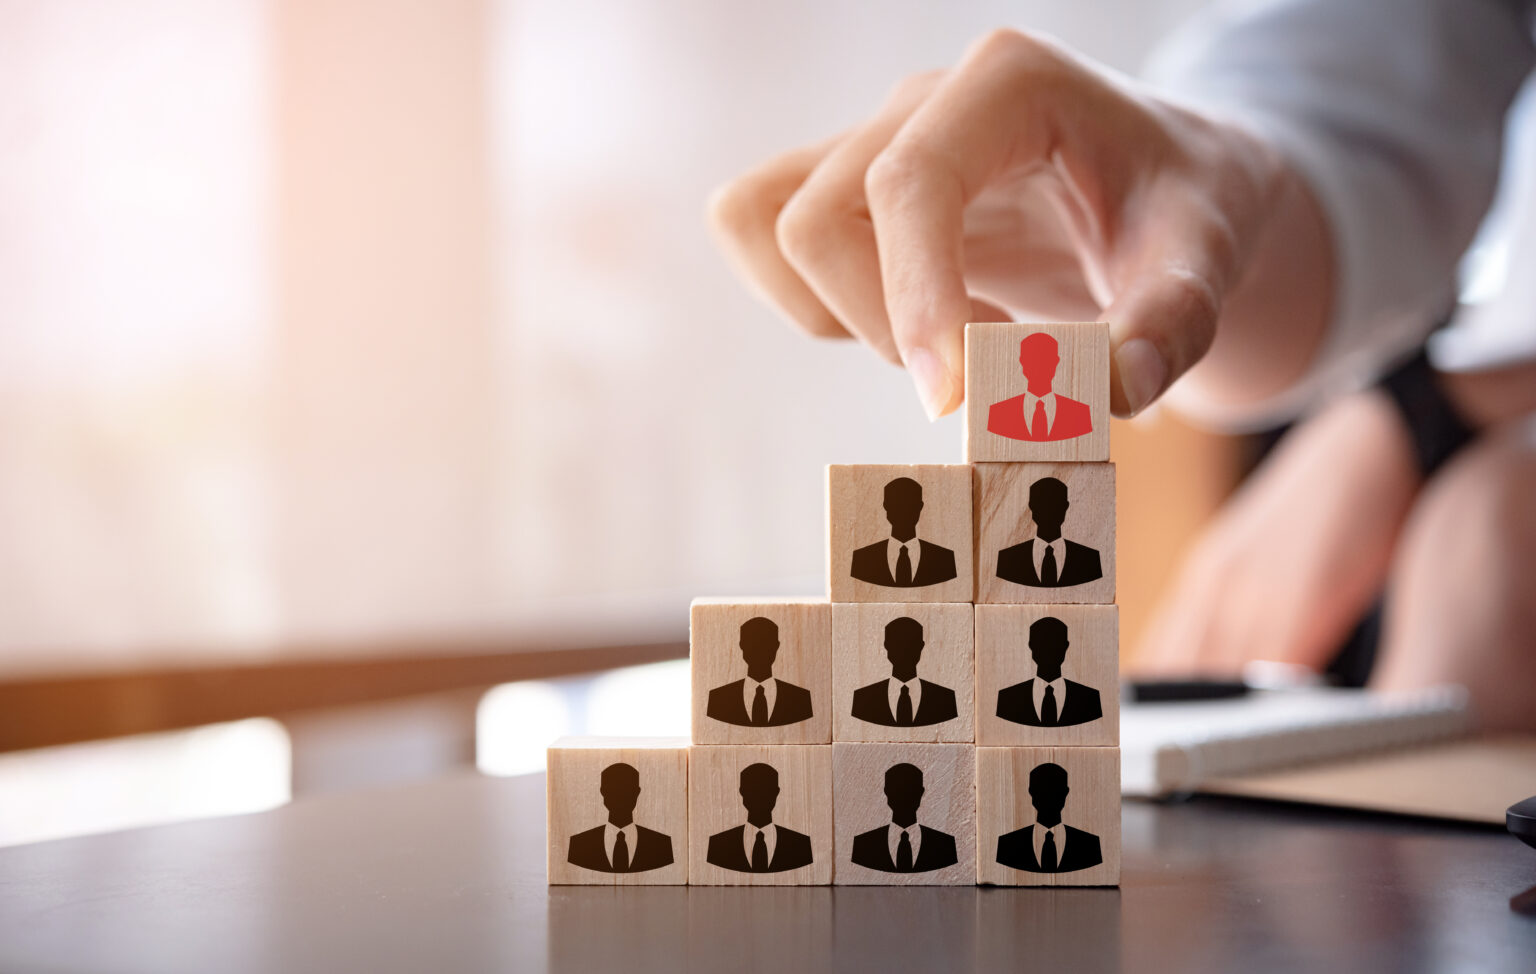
left=1, top=770, right=1533, bottom=974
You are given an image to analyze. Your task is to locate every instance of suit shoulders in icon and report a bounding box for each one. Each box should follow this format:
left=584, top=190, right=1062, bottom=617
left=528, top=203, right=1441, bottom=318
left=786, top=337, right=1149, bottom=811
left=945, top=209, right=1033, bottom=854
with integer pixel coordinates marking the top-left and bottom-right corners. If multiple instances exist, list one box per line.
left=918, top=826, right=958, bottom=868
left=850, top=682, right=894, bottom=726
left=705, top=680, right=748, bottom=724
left=566, top=825, right=612, bottom=872
left=769, top=681, right=814, bottom=726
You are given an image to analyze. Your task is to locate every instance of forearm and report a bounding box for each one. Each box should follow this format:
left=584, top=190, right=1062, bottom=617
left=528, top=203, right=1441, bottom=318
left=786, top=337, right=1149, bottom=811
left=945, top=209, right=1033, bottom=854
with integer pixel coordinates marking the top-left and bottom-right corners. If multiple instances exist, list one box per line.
left=1147, top=0, right=1536, bottom=426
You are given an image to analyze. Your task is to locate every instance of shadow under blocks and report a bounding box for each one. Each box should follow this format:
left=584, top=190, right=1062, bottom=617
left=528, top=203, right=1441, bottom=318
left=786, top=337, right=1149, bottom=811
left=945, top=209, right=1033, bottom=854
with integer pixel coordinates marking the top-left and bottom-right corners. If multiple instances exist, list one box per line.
left=546, top=321, right=1118, bottom=886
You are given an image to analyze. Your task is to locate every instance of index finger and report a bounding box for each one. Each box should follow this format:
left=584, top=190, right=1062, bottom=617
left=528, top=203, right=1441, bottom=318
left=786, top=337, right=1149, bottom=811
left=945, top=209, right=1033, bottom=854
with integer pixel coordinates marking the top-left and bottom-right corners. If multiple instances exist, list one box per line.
left=863, top=30, right=1076, bottom=418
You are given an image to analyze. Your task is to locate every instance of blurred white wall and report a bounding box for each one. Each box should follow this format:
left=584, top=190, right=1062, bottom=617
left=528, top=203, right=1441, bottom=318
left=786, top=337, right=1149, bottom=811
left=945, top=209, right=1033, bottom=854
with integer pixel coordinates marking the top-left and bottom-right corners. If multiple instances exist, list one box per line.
left=0, top=0, right=1210, bottom=673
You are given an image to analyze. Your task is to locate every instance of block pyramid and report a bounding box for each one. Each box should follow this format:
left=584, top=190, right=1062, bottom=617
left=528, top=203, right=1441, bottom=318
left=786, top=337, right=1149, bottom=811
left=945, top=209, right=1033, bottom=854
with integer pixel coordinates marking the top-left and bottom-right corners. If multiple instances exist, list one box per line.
left=548, top=322, right=1120, bottom=886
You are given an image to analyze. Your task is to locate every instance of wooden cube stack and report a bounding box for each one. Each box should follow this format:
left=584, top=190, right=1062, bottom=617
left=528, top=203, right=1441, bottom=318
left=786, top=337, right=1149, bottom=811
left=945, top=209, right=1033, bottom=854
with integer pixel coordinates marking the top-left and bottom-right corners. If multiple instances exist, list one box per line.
left=548, top=322, right=1118, bottom=887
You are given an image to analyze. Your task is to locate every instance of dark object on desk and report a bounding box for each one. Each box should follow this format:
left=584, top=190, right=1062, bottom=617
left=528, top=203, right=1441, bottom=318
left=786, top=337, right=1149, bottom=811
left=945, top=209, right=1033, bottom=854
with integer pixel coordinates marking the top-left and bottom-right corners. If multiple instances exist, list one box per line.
left=1126, top=679, right=1250, bottom=703
left=1503, top=796, right=1536, bottom=916
left=1506, top=795, right=1536, bottom=850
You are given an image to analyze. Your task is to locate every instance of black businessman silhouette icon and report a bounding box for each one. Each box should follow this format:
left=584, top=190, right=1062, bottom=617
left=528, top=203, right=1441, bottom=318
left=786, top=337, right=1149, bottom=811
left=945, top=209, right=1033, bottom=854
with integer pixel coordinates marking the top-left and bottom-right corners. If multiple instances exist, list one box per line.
left=850, top=763, right=958, bottom=873
left=995, top=763, right=1103, bottom=873
left=850, top=477, right=958, bottom=587
left=705, top=617, right=814, bottom=727
left=565, top=762, right=675, bottom=873
left=995, top=477, right=1103, bottom=588
left=706, top=762, right=815, bottom=873
left=995, top=616, right=1103, bottom=728
left=849, top=617, right=958, bottom=727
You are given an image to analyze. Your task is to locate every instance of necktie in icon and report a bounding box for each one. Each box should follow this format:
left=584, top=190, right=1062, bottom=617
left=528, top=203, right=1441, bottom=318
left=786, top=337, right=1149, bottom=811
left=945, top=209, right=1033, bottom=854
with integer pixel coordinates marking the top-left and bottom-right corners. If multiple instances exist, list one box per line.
left=1040, top=684, right=1058, bottom=725
left=751, top=829, right=769, bottom=871
left=1040, top=829, right=1059, bottom=871
left=751, top=685, right=768, bottom=726
left=612, top=829, right=630, bottom=872
left=895, top=543, right=913, bottom=585
left=896, top=684, right=913, bottom=726
left=1040, top=543, right=1059, bottom=585
left=1031, top=399, right=1049, bottom=438
left=896, top=829, right=913, bottom=872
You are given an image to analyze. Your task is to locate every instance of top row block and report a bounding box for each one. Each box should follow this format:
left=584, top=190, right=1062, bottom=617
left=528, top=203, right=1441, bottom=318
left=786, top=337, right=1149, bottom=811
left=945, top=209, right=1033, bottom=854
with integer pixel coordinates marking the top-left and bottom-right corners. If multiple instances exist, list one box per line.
left=964, top=322, right=1110, bottom=464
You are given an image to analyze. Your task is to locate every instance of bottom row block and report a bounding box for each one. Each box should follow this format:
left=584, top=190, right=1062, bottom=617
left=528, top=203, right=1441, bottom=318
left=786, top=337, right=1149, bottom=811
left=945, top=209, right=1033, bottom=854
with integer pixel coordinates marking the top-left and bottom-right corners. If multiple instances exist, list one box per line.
left=547, top=738, right=1118, bottom=886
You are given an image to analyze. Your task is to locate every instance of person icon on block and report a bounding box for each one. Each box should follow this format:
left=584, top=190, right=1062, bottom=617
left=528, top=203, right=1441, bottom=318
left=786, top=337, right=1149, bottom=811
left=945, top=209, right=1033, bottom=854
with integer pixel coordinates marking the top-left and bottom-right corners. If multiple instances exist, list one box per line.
left=706, top=617, right=815, bottom=727
left=565, top=762, right=675, bottom=873
left=995, top=476, right=1103, bottom=588
left=849, top=477, right=958, bottom=588
left=850, top=763, right=958, bottom=873
left=995, top=616, right=1103, bottom=727
left=995, top=762, right=1103, bottom=873
left=706, top=762, right=815, bottom=873
left=987, top=331, right=1094, bottom=442
left=849, top=617, right=958, bottom=727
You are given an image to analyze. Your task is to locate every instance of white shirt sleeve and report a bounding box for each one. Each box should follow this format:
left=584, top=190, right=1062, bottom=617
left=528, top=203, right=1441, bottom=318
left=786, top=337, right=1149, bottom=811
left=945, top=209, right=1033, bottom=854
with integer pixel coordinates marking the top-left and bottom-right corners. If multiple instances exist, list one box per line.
left=1144, top=0, right=1536, bottom=428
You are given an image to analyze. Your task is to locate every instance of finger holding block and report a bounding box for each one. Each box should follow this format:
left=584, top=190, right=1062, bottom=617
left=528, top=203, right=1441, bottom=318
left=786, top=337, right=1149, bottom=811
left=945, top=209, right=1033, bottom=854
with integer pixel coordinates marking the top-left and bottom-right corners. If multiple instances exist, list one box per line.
left=547, top=737, right=689, bottom=885
left=974, top=462, right=1116, bottom=605
left=964, top=322, right=1110, bottom=463
left=828, top=464, right=974, bottom=604
left=832, top=743, right=977, bottom=885
left=691, top=599, right=831, bottom=745
left=688, top=745, right=833, bottom=885
left=976, top=746, right=1120, bottom=887
left=832, top=603, right=974, bottom=743
left=975, top=604, right=1119, bottom=747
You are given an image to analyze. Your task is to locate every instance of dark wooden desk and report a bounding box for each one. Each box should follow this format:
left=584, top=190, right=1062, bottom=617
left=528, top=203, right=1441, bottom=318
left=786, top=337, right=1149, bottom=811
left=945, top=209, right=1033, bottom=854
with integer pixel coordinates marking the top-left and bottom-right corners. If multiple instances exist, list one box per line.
left=1, top=771, right=1532, bottom=973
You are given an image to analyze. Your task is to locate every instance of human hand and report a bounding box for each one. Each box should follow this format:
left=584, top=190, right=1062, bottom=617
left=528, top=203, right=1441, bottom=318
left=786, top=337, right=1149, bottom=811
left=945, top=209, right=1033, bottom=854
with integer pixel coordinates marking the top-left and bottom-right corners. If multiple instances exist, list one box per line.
left=708, top=28, right=1306, bottom=419
left=1133, top=392, right=1421, bottom=677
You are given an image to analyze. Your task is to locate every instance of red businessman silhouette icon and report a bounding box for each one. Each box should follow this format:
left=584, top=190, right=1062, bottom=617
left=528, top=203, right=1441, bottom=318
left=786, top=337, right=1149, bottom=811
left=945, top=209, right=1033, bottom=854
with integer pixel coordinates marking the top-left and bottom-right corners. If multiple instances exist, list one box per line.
left=986, top=332, right=1093, bottom=442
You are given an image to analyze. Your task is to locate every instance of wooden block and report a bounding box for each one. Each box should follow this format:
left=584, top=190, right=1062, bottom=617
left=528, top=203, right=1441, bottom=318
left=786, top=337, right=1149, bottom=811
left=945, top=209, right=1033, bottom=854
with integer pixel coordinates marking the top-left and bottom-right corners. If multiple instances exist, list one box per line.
left=546, top=736, right=689, bottom=885
left=963, top=322, right=1110, bottom=463
left=690, top=599, right=831, bottom=745
left=831, top=603, right=974, bottom=743
left=827, top=464, right=974, bottom=604
left=975, top=604, right=1119, bottom=747
left=832, top=743, right=977, bottom=885
left=974, top=461, right=1115, bottom=605
left=975, top=746, right=1120, bottom=886
left=688, top=744, right=833, bottom=885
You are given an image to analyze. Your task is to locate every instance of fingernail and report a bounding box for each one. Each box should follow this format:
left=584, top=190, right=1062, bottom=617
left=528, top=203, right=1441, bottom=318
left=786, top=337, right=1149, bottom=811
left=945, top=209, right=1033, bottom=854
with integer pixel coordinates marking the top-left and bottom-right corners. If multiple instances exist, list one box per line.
left=1116, top=338, right=1167, bottom=415
left=905, top=347, right=951, bottom=421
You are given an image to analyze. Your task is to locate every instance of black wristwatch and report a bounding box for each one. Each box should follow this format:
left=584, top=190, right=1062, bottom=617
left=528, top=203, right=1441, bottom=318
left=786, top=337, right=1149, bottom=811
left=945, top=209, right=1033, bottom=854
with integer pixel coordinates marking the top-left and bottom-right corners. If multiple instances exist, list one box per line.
left=1376, top=347, right=1478, bottom=477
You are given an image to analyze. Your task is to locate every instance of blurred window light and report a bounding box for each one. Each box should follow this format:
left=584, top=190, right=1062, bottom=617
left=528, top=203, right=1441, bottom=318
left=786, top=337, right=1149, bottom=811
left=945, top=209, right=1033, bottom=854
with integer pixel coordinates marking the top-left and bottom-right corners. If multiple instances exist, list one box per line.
left=584, top=659, right=690, bottom=738
left=476, top=679, right=573, bottom=776
left=0, top=718, right=290, bottom=848
left=475, top=659, right=690, bottom=776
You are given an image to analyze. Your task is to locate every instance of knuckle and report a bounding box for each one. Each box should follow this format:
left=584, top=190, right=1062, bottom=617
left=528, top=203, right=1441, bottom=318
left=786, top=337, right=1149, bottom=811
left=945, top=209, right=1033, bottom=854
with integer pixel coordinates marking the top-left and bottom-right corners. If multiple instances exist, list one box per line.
left=863, top=145, right=929, bottom=205
left=706, top=176, right=770, bottom=242
left=773, top=192, right=830, bottom=266
left=969, top=26, right=1064, bottom=74
left=1162, top=264, right=1222, bottom=354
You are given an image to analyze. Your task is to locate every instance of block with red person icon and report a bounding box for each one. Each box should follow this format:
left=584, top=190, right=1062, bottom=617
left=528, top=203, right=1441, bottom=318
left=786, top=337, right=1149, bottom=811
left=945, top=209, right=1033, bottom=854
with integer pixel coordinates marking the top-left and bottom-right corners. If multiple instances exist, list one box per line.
left=964, top=322, right=1110, bottom=463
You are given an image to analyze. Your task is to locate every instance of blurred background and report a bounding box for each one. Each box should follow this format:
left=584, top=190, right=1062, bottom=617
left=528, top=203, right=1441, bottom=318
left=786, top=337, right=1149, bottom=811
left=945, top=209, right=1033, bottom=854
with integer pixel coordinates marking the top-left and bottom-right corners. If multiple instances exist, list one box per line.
left=0, top=0, right=1241, bottom=846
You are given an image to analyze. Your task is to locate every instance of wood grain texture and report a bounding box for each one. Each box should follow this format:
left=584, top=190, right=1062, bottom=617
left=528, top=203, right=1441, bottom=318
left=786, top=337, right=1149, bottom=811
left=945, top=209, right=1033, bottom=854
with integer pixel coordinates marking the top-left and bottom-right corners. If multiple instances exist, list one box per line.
left=547, top=736, right=689, bottom=885
left=690, top=599, right=831, bottom=745
left=688, top=744, right=833, bottom=885
left=973, top=462, right=1116, bottom=605
left=963, top=322, right=1110, bottom=463
left=831, top=603, right=974, bottom=743
left=975, top=746, right=1120, bottom=887
left=827, top=464, right=974, bottom=604
left=832, top=743, right=977, bottom=885
left=974, top=605, right=1119, bottom=747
